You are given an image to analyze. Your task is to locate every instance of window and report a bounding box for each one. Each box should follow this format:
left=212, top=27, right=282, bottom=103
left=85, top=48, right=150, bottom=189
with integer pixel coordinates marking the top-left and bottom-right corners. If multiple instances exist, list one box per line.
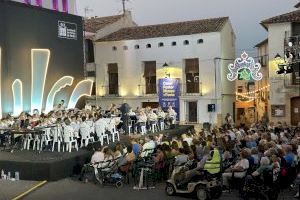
left=237, top=86, right=243, bottom=93
left=108, top=63, right=119, bottom=95
left=171, top=41, right=177, bottom=46
left=134, top=45, right=140, bottom=49
left=85, top=39, right=94, bottom=63
left=293, top=63, right=300, bottom=85
left=197, top=39, right=204, bottom=44
left=146, top=44, right=151, bottom=48
left=144, top=61, right=157, bottom=94
left=185, top=58, right=199, bottom=93
left=123, top=46, right=128, bottom=50
left=112, top=46, right=117, bottom=51
left=183, top=40, right=189, bottom=45
left=158, top=42, right=164, bottom=47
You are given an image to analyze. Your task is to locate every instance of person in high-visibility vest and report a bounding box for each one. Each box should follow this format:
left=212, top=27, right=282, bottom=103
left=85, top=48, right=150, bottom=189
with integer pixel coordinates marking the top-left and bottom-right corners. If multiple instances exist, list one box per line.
left=204, top=148, right=221, bottom=174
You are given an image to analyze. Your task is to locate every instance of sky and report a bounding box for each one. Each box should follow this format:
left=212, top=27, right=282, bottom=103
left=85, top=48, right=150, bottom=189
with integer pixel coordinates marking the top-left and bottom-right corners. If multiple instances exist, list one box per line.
left=76, top=0, right=299, bottom=56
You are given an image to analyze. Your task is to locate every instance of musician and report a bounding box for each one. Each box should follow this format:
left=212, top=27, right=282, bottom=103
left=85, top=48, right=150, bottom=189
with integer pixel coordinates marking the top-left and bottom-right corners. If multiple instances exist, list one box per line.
left=137, top=110, right=147, bottom=133
left=148, top=109, right=158, bottom=126
left=167, top=106, right=177, bottom=128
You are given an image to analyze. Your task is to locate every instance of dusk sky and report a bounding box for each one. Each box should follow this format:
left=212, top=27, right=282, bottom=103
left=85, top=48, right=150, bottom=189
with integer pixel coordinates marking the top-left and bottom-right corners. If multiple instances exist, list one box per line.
left=77, top=0, right=299, bottom=56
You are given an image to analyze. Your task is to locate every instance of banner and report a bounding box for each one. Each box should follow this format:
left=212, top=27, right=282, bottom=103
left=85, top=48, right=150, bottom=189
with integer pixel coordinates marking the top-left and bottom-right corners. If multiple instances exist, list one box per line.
left=158, top=78, right=180, bottom=120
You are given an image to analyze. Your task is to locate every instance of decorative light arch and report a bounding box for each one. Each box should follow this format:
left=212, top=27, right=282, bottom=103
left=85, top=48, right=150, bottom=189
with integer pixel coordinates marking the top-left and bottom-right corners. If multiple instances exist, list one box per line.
left=68, top=80, right=93, bottom=109
left=45, top=76, right=74, bottom=113
left=12, top=79, right=23, bottom=116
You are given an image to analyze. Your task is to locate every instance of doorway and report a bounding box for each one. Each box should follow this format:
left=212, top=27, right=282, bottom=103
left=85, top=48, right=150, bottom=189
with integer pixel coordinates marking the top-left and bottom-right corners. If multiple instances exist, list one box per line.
left=291, top=97, right=300, bottom=126
left=188, top=101, right=197, bottom=122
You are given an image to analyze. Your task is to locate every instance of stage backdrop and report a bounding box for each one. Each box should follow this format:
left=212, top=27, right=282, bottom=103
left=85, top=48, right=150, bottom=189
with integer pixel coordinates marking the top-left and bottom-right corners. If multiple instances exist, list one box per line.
left=0, top=1, right=84, bottom=115
left=158, top=78, right=180, bottom=120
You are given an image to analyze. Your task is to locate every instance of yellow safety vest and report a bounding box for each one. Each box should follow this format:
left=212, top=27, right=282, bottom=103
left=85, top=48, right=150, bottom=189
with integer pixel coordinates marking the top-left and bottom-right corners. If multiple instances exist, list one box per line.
left=204, top=148, right=221, bottom=174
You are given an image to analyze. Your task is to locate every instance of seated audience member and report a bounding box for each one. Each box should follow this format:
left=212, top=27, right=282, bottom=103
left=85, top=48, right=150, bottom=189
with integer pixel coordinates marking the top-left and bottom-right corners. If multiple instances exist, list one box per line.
left=140, top=135, right=156, bottom=157
left=222, top=149, right=250, bottom=190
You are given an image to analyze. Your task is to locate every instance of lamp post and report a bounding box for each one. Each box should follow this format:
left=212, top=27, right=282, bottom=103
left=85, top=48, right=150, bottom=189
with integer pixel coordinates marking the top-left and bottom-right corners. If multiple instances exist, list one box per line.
left=162, top=62, right=170, bottom=78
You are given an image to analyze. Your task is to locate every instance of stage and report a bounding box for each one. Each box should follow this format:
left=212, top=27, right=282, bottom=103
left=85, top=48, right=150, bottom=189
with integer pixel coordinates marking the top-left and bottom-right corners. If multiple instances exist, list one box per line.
left=0, top=125, right=193, bottom=181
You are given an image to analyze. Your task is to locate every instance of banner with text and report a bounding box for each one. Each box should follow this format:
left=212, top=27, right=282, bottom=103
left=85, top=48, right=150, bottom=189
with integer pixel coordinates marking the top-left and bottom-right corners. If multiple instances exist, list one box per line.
left=159, top=78, right=180, bottom=120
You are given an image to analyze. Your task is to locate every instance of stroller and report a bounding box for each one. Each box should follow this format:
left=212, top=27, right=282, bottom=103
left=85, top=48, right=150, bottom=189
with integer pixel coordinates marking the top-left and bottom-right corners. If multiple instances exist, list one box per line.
left=94, top=158, right=124, bottom=188
left=242, top=169, right=279, bottom=200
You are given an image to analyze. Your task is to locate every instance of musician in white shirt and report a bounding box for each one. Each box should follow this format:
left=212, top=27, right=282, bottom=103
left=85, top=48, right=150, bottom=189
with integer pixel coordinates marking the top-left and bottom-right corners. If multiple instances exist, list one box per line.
left=167, top=106, right=177, bottom=125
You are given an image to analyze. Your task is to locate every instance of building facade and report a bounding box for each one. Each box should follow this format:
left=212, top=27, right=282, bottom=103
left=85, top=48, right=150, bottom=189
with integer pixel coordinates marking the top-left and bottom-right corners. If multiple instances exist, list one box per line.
left=261, top=3, right=300, bottom=126
left=87, top=17, right=236, bottom=125
left=11, top=0, right=76, bottom=14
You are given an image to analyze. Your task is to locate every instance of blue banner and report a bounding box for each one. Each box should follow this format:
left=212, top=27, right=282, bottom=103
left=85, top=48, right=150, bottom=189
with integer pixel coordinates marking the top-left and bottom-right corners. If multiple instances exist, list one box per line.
left=158, top=78, right=180, bottom=120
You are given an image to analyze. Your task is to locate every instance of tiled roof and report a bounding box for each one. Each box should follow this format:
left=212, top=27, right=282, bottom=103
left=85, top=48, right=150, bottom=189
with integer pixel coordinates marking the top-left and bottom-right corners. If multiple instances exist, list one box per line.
left=97, top=17, right=229, bottom=42
left=254, top=38, right=268, bottom=48
left=84, top=14, right=123, bottom=33
left=261, top=10, right=300, bottom=28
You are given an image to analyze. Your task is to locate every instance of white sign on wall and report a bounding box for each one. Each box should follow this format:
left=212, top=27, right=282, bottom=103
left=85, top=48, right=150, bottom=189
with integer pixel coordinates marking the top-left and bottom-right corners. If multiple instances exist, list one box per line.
left=58, top=21, right=77, bottom=40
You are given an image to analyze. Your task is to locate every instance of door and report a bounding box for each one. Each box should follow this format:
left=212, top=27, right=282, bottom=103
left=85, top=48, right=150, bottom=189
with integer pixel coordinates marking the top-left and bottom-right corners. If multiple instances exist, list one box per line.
left=188, top=101, right=197, bottom=122
left=291, top=97, right=300, bottom=126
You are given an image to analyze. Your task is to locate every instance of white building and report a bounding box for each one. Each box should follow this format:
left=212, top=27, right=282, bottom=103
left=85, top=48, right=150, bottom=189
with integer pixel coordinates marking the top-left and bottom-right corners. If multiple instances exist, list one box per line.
left=260, top=3, right=300, bottom=126
left=11, top=0, right=76, bottom=14
left=88, top=16, right=236, bottom=125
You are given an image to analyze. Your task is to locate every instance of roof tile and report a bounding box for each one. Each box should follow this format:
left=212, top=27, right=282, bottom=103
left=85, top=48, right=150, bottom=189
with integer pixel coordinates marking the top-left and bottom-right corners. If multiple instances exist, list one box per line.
left=97, top=17, right=229, bottom=42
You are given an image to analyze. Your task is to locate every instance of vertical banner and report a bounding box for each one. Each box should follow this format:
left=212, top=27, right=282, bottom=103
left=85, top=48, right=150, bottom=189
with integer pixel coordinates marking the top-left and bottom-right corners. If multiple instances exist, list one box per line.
left=159, top=78, right=180, bottom=120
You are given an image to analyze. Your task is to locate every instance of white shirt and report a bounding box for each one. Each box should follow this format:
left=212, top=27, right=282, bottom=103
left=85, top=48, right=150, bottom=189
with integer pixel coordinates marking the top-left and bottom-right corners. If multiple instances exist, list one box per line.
left=141, top=140, right=156, bottom=157
left=234, top=158, right=249, bottom=170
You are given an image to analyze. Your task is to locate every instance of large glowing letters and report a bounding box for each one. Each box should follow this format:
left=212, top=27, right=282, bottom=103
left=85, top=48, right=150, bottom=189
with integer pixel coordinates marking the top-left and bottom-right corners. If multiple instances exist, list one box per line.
left=68, top=80, right=93, bottom=109
left=31, top=49, right=50, bottom=112
left=45, top=76, right=74, bottom=113
left=12, top=79, right=23, bottom=116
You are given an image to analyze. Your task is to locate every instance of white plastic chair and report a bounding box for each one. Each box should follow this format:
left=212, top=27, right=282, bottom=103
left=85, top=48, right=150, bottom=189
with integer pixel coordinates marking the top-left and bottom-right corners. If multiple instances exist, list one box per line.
left=52, top=125, right=63, bottom=152
left=95, top=123, right=109, bottom=146
left=79, top=126, right=95, bottom=147
left=40, top=128, right=52, bottom=150
left=23, top=133, right=33, bottom=150
left=63, top=126, right=78, bottom=153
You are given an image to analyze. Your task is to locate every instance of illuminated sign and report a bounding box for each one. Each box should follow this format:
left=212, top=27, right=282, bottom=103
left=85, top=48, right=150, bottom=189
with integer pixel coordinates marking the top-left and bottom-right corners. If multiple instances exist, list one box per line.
left=227, top=52, right=263, bottom=81
left=58, top=21, right=77, bottom=40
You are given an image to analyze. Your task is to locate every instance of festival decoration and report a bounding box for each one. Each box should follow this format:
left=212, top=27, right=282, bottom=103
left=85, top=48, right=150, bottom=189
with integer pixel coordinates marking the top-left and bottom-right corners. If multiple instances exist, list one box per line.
left=227, top=52, right=263, bottom=81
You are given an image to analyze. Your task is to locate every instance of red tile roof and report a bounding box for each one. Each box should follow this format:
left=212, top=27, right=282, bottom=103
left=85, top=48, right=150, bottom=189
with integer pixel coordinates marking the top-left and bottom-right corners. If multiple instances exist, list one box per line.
left=84, top=14, right=124, bottom=33
left=97, top=17, right=229, bottom=42
left=261, top=10, right=300, bottom=28
left=254, top=38, right=268, bottom=48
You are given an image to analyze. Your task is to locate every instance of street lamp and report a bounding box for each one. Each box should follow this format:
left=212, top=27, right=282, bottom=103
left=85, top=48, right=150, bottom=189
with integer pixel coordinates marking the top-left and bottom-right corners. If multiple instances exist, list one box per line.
left=162, top=62, right=170, bottom=78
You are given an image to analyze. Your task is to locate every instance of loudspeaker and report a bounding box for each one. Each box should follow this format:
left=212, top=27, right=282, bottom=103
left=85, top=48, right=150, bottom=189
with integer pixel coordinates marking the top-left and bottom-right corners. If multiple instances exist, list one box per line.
left=208, top=104, right=216, bottom=112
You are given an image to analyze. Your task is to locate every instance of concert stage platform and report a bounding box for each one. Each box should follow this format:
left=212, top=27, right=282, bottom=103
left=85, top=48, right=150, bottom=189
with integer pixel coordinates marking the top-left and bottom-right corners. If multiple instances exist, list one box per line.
left=0, top=125, right=193, bottom=181
left=0, top=149, right=92, bottom=181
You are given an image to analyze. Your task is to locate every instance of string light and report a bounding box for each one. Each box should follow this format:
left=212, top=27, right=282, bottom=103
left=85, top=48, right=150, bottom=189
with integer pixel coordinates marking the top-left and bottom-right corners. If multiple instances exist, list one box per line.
left=235, top=84, right=270, bottom=101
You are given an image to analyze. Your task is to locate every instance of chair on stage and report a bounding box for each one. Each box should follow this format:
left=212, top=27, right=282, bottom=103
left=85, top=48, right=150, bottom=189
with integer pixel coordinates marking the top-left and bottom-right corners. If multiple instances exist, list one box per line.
left=32, top=134, right=41, bottom=151
left=95, top=123, right=109, bottom=146
left=140, top=124, right=147, bottom=135
left=79, top=126, right=95, bottom=147
left=150, top=121, right=158, bottom=133
left=23, top=133, right=33, bottom=150
left=40, top=128, right=52, bottom=151
left=107, top=120, right=120, bottom=143
left=52, top=125, right=63, bottom=152
left=63, top=128, right=78, bottom=153
left=159, top=120, right=165, bottom=131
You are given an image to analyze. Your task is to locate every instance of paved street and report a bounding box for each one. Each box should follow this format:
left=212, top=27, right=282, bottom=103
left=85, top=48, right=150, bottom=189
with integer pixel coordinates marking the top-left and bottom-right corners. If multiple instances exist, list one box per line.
left=0, top=178, right=295, bottom=200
